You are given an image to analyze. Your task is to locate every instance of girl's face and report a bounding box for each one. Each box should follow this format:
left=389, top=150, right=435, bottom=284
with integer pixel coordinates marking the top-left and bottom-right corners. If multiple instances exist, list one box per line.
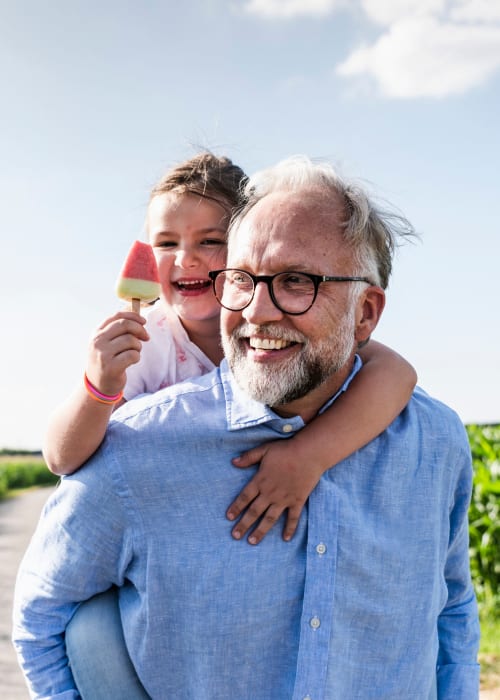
left=147, top=192, right=228, bottom=327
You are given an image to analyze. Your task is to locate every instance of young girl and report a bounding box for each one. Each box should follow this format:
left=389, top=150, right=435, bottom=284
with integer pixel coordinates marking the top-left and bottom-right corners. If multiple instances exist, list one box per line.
left=43, top=151, right=417, bottom=545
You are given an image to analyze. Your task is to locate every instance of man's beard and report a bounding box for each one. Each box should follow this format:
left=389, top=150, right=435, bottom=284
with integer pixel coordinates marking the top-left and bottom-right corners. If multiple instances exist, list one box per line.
left=222, top=313, right=356, bottom=408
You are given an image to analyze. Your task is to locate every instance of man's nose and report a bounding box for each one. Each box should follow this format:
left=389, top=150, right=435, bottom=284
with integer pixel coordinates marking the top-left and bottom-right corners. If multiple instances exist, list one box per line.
left=242, top=280, right=284, bottom=324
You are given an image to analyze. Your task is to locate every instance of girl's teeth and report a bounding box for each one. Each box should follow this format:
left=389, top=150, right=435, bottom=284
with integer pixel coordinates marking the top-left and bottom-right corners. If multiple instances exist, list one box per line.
left=177, top=280, right=209, bottom=289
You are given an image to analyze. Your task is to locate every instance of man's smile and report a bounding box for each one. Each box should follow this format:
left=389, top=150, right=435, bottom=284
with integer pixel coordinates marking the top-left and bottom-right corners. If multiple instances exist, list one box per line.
left=249, top=337, right=297, bottom=350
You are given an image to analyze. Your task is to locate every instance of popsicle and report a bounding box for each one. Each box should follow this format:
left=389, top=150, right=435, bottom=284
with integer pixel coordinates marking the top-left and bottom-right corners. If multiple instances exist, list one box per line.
left=116, top=240, right=161, bottom=312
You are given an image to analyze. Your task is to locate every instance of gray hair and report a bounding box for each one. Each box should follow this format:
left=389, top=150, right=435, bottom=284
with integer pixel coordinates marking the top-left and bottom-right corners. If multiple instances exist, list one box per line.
left=230, top=155, right=415, bottom=289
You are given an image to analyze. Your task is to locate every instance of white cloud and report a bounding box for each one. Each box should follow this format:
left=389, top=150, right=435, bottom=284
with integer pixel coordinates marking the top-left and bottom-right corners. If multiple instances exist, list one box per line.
left=360, top=0, right=446, bottom=26
left=239, top=0, right=500, bottom=97
left=451, top=0, right=500, bottom=23
left=337, top=14, right=500, bottom=98
left=241, top=0, right=345, bottom=19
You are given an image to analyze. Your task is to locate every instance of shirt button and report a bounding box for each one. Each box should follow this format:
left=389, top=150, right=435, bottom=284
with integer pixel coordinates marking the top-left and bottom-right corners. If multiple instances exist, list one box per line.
left=310, top=616, right=321, bottom=630
left=282, top=423, right=293, bottom=433
left=316, top=542, right=327, bottom=555
left=303, top=696, right=312, bottom=700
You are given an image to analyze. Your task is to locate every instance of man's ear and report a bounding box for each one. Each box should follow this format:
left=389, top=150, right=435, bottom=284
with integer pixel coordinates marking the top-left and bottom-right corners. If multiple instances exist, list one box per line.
left=355, top=286, right=385, bottom=345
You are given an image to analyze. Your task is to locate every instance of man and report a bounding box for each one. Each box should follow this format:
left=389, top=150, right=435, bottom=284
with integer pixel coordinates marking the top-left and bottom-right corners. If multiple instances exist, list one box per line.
left=13, top=156, right=479, bottom=699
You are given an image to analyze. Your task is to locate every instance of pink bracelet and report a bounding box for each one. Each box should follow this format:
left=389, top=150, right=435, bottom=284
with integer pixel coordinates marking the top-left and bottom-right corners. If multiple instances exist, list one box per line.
left=84, top=373, right=124, bottom=405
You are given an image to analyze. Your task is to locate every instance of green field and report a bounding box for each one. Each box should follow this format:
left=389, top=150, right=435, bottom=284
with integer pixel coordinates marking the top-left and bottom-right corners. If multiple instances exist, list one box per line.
left=0, top=453, right=58, bottom=499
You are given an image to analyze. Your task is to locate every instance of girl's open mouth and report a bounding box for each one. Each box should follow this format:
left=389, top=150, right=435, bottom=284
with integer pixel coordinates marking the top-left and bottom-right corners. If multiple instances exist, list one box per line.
left=174, top=279, right=211, bottom=292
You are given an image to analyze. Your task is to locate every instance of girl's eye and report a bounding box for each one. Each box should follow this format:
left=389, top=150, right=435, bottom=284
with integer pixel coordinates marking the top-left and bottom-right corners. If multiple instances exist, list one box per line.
left=155, top=241, right=177, bottom=248
left=201, top=238, right=226, bottom=246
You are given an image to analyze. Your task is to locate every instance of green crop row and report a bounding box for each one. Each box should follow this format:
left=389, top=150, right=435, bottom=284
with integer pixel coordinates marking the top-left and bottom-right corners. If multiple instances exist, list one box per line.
left=467, top=424, right=500, bottom=616
left=0, top=459, right=59, bottom=499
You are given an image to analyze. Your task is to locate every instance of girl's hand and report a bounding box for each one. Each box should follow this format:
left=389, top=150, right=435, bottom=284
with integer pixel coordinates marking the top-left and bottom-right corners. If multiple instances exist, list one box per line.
left=226, top=440, right=323, bottom=545
left=85, top=311, right=149, bottom=396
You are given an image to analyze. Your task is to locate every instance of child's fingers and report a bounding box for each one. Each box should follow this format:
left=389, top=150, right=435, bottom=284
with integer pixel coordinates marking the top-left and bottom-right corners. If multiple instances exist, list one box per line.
left=96, top=310, right=147, bottom=331
left=87, top=333, right=144, bottom=394
left=232, top=445, right=268, bottom=468
left=230, top=494, right=279, bottom=543
left=107, top=333, right=144, bottom=359
left=97, top=318, right=150, bottom=344
left=246, top=504, right=285, bottom=545
left=282, top=504, right=303, bottom=542
left=246, top=500, right=305, bottom=545
left=226, top=481, right=259, bottom=521
left=90, top=334, right=143, bottom=374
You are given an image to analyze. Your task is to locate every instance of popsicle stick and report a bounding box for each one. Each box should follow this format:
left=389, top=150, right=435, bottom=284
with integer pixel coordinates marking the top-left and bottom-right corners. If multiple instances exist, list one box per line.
left=132, top=298, right=141, bottom=313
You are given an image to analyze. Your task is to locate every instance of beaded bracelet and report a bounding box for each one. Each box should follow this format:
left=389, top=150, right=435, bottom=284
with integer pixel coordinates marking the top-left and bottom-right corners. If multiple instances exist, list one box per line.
left=84, top=373, right=124, bottom=405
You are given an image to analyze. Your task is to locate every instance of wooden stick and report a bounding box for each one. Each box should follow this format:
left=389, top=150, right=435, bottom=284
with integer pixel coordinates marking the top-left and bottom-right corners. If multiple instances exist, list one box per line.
left=132, top=298, right=140, bottom=313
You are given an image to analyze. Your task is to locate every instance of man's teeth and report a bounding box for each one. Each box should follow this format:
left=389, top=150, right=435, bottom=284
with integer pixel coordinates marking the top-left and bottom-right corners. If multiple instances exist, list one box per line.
left=249, top=337, right=293, bottom=350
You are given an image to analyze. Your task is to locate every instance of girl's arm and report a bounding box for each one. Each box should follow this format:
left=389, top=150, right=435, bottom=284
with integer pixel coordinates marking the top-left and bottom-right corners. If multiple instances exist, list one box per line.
left=43, top=311, right=148, bottom=475
left=227, top=340, right=417, bottom=544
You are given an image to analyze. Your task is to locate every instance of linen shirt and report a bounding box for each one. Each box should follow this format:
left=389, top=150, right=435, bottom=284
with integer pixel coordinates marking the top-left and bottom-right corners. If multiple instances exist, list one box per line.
left=13, top=358, right=480, bottom=700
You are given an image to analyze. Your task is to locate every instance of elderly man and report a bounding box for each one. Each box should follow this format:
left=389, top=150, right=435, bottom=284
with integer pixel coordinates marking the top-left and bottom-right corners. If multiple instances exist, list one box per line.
left=13, top=156, right=479, bottom=699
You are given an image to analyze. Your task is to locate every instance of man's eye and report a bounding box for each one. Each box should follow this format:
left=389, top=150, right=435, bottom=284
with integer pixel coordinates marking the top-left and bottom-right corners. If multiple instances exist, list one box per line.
left=155, top=241, right=176, bottom=248
left=230, top=274, right=252, bottom=289
left=280, top=274, right=312, bottom=293
left=283, top=274, right=302, bottom=284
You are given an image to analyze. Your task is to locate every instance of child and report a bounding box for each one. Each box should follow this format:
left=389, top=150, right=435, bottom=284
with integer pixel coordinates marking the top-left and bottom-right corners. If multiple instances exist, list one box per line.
left=43, top=151, right=417, bottom=544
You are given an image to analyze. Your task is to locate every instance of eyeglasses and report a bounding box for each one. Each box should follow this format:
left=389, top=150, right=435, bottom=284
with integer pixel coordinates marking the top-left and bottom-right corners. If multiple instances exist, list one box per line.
left=208, top=268, right=375, bottom=316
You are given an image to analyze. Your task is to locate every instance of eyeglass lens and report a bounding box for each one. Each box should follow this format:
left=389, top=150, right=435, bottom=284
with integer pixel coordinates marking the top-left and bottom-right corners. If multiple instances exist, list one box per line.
left=214, top=270, right=316, bottom=314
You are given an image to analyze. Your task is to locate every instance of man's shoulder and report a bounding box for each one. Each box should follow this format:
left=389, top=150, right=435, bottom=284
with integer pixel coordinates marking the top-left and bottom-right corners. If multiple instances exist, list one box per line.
left=404, top=385, right=469, bottom=446
left=112, top=366, right=224, bottom=425
left=76, top=368, right=226, bottom=487
left=410, top=385, right=463, bottom=421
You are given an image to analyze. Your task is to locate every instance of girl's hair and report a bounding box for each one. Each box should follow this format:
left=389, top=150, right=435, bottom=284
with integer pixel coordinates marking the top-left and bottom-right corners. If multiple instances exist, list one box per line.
left=150, top=152, right=248, bottom=213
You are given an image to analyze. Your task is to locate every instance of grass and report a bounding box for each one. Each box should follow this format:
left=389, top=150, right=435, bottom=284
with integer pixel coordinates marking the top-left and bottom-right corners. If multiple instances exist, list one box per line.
left=481, top=615, right=500, bottom=655
left=0, top=455, right=58, bottom=499
left=0, top=454, right=44, bottom=463
left=481, top=630, right=500, bottom=690
left=480, top=614, right=500, bottom=690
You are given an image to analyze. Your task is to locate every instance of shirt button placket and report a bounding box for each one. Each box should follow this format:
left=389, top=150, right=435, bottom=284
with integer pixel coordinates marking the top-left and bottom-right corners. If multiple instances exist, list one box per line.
left=309, top=615, right=321, bottom=630
left=293, top=487, right=338, bottom=700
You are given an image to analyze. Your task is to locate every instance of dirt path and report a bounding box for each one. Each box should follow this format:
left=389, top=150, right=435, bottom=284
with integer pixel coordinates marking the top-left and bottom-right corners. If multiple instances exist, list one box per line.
left=0, top=487, right=55, bottom=700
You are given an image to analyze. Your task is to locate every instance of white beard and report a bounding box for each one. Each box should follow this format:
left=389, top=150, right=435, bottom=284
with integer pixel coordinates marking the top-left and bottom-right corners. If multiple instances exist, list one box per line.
left=222, top=312, right=356, bottom=407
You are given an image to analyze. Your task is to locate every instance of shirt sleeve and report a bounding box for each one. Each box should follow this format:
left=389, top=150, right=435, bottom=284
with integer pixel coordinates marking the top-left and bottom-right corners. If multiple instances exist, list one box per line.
left=12, top=453, right=130, bottom=699
left=436, top=434, right=480, bottom=699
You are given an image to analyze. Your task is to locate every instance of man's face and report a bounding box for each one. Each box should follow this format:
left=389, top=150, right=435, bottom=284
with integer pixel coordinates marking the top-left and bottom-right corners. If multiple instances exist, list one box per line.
left=221, top=189, right=373, bottom=415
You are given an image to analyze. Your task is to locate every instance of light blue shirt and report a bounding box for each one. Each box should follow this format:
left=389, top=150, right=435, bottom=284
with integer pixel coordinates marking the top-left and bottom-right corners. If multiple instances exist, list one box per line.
left=13, top=358, right=479, bottom=699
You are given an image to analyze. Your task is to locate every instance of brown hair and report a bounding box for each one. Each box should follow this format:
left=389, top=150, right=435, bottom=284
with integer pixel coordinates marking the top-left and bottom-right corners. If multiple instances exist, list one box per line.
left=150, top=152, right=248, bottom=214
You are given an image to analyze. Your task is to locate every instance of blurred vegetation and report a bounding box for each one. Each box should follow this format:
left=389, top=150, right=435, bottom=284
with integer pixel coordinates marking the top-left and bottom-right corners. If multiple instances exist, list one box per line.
left=467, top=424, right=500, bottom=620
left=0, top=454, right=58, bottom=499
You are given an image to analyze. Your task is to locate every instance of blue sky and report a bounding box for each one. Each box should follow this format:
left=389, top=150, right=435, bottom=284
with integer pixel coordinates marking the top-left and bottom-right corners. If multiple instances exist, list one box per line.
left=1, top=0, right=499, bottom=449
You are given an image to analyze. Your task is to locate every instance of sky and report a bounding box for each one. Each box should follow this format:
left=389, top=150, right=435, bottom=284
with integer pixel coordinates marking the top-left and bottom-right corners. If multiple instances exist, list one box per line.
left=1, top=0, right=499, bottom=450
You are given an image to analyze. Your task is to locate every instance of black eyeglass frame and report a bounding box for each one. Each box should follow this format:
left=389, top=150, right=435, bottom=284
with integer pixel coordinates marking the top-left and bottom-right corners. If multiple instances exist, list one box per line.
left=208, top=268, right=375, bottom=316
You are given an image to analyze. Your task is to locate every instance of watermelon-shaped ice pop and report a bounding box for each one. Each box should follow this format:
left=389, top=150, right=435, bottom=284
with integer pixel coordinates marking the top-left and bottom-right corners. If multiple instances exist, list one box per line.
left=116, top=240, right=161, bottom=312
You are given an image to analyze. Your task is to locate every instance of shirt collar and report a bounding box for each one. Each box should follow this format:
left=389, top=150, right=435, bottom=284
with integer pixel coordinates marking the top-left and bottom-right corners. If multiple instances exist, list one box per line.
left=219, top=355, right=362, bottom=432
